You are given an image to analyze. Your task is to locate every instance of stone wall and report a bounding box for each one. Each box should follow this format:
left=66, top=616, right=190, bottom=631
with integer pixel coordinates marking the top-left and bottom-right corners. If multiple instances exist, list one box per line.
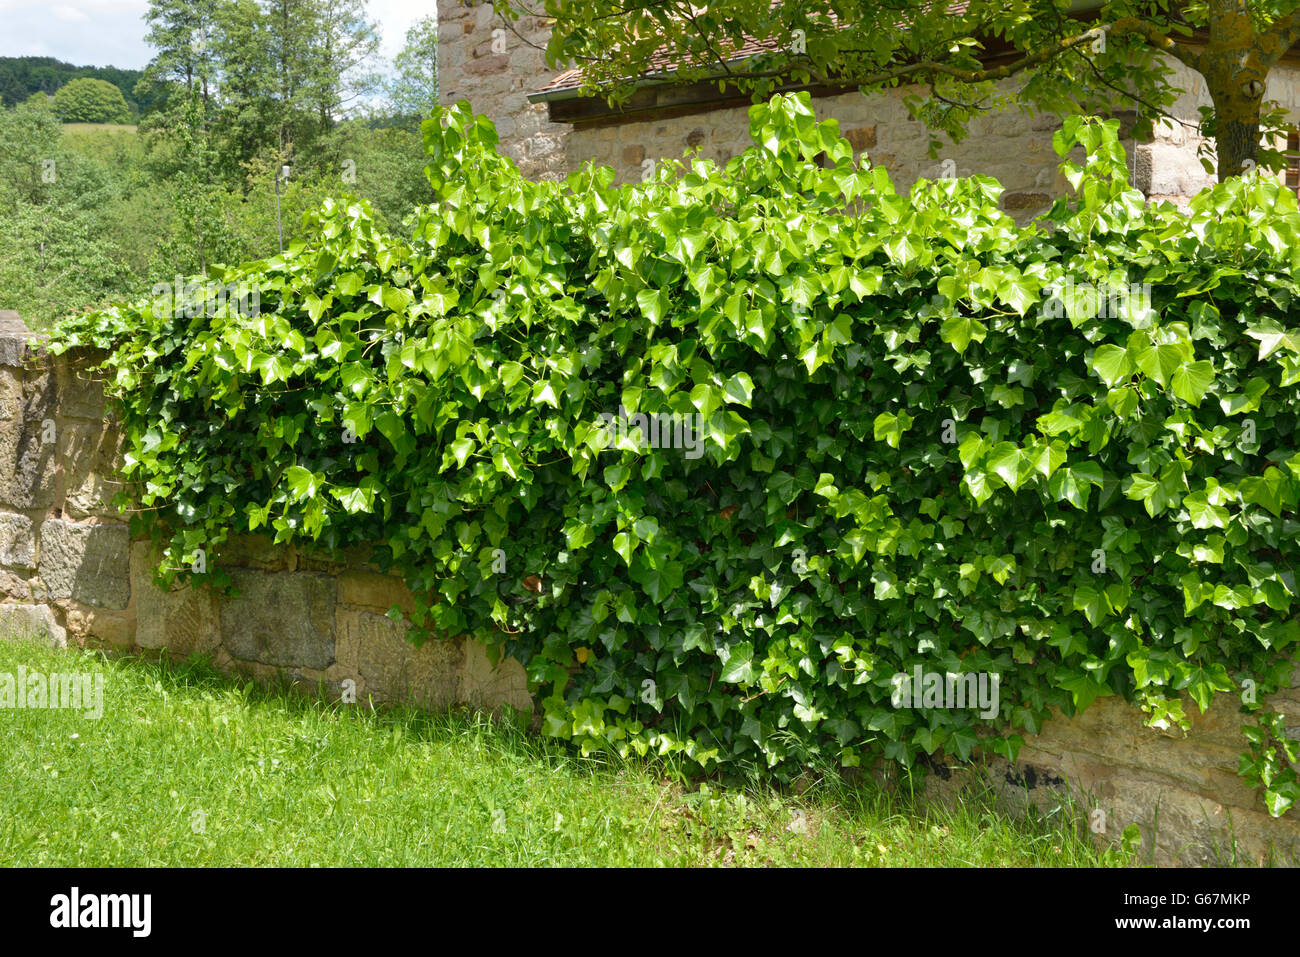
left=929, top=683, right=1300, bottom=866
left=5, top=309, right=1300, bottom=864
left=437, top=5, right=1300, bottom=217
left=555, top=59, right=1300, bottom=218
left=562, top=82, right=1069, bottom=220
left=0, top=311, right=531, bottom=713
left=436, top=0, right=571, bottom=180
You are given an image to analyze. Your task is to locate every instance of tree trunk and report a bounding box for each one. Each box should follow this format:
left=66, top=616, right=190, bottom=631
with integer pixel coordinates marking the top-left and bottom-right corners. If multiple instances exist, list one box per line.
left=1209, top=86, right=1263, bottom=179
left=1202, top=0, right=1269, bottom=181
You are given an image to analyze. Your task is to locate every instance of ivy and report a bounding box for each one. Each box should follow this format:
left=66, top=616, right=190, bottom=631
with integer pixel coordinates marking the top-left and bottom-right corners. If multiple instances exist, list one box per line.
left=52, top=94, right=1300, bottom=811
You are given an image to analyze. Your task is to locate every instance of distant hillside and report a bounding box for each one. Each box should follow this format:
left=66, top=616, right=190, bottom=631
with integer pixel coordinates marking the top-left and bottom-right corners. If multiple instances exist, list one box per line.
left=0, top=57, right=157, bottom=114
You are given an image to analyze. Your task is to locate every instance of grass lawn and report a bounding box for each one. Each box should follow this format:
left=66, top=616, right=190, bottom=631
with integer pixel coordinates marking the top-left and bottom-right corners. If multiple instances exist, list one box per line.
left=61, top=122, right=138, bottom=134
left=0, top=637, right=1129, bottom=867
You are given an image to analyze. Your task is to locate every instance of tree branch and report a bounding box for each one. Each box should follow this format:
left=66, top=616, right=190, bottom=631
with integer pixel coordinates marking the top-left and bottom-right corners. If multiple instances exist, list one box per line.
left=643, top=23, right=1131, bottom=90
left=1258, top=8, right=1300, bottom=68
left=1109, top=17, right=1205, bottom=72
left=1068, top=45, right=1198, bottom=133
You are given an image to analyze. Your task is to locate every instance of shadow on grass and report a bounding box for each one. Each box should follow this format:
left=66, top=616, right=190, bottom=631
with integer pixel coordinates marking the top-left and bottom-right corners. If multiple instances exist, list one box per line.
left=117, top=647, right=1127, bottom=858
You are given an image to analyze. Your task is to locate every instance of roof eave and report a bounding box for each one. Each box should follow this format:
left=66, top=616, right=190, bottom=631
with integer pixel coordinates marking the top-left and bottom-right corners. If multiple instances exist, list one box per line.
left=527, top=63, right=724, bottom=104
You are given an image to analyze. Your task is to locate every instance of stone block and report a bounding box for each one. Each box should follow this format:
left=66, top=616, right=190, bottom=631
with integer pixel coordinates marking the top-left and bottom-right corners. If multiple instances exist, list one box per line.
left=61, top=421, right=123, bottom=519
left=348, top=608, right=462, bottom=709
left=868, top=152, right=896, bottom=172
left=54, top=353, right=107, bottom=421
left=58, top=598, right=133, bottom=649
left=461, top=636, right=532, bottom=711
left=844, top=125, right=877, bottom=151
left=38, top=520, right=130, bottom=608
left=131, top=541, right=219, bottom=655
left=0, top=367, right=20, bottom=420
left=0, top=569, right=31, bottom=601
left=1001, top=191, right=1052, bottom=210
left=215, top=534, right=291, bottom=571
left=220, top=569, right=336, bottom=670
left=0, top=315, right=44, bottom=368
left=0, top=403, right=57, bottom=511
left=1138, top=141, right=1214, bottom=199
left=337, top=569, right=418, bottom=615
left=0, top=602, right=66, bottom=647
left=0, top=513, right=34, bottom=571
left=464, top=53, right=508, bottom=77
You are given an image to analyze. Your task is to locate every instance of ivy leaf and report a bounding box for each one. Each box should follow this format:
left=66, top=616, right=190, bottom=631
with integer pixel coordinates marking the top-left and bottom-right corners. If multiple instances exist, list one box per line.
left=285, top=465, right=321, bottom=502
left=873, top=410, right=915, bottom=449
left=1134, top=341, right=1186, bottom=388
left=1072, top=585, right=1109, bottom=625
left=940, top=314, right=987, bottom=354
left=985, top=443, right=1026, bottom=490
left=1170, top=360, right=1215, bottom=406
left=719, top=642, right=757, bottom=685
left=1088, top=344, right=1133, bottom=387
left=723, top=372, right=754, bottom=406
left=1184, top=490, right=1230, bottom=529
left=637, top=288, right=668, bottom=325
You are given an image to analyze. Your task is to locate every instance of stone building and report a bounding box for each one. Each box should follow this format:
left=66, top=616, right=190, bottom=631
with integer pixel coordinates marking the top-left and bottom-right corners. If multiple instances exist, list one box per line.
left=436, top=0, right=1300, bottom=217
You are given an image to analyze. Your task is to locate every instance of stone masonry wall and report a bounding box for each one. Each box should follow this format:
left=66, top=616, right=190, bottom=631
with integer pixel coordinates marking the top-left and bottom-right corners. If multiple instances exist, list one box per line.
left=0, top=311, right=530, bottom=713
left=437, top=0, right=571, bottom=181
left=4, top=306, right=1300, bottom=864
left=563, top=81, right=1068, bottom=220
left=929, top=680, right=1300, bottom=866
left=562, top=58, right=1300, bottom=218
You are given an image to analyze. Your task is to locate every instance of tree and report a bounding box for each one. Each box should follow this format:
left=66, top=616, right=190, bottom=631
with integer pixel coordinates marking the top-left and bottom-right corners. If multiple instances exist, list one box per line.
left=137, top=0, right=381, bottom=182
left=0, top=101, right=63, bottom=207
left=0, top=56, right=152, bottom=111
left=305, top=0, right=381, bottom=128
left=387, top=15, right=439, bottom=121
left=140, top=0, right=221, bottom=111
left=512, top=0, right=1300, bottom=181
left=52, top=77, right=132, bottom=123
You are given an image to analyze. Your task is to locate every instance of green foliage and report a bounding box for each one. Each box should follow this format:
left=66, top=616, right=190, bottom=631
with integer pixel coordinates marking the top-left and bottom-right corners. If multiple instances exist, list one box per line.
left=0, top=102, right=137, bottom=326
left=135, top=0, right=381, bottom=181
left=53, top=93, right=1300, bottom=811
left=0, top=102, right=62, bottom=208
left=0, top=96, right=437, bottom=328
left=386, top=15, right=439, bottom=122
left=52, top=78, right=132, bottom=124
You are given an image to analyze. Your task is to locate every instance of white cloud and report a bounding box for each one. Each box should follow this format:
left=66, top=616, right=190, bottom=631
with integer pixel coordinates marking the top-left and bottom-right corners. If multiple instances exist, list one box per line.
left=370, top=0, right=436, bottom=61
left=52, top=5, right=90, bottom=22
left=0, top=0, right=151, bottom=67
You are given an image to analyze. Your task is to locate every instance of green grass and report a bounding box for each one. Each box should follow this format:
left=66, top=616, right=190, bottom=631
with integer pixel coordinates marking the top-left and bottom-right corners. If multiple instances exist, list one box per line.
left=61, top=122, right=138, bottom=134
left=0, top=637, right=1128, bottom=867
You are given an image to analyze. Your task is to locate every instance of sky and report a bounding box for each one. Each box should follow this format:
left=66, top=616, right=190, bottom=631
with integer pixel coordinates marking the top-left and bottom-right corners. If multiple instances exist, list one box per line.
left=0, top=0, right=434, bottom=70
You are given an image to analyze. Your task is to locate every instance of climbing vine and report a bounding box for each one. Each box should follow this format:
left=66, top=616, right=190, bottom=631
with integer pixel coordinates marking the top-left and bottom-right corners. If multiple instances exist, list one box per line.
left=53, top=94, right=1300, bottom=812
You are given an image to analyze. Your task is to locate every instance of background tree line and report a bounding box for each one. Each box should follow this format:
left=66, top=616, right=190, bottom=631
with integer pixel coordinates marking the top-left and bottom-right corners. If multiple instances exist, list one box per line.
left=0, top=0, right=439, bottom=328
left=0, top=57, right=156, bottom=113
